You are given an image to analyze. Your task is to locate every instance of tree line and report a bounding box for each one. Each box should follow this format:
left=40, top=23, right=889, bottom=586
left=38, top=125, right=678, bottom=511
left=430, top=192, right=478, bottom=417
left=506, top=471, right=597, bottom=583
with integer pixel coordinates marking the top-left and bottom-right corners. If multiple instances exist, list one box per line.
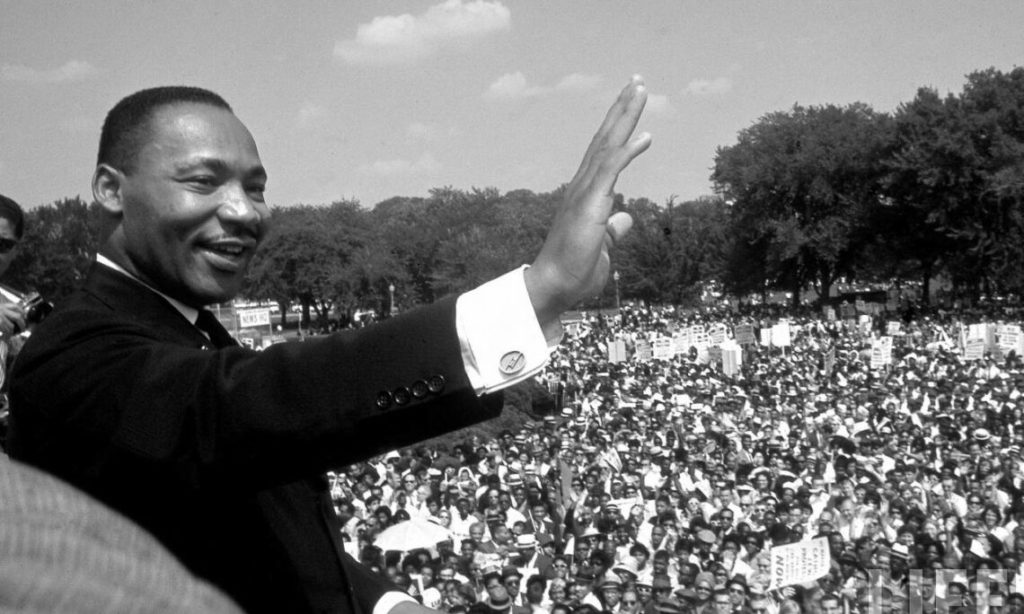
left=9, top=67, right=1024, bottom=321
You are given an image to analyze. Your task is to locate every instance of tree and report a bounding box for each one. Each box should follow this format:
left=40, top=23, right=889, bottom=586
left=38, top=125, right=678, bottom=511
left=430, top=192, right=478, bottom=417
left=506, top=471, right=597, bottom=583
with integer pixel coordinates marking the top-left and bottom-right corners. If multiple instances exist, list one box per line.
left=713, top=103, right=892, bottom=306
left=9, top=197, right=103, bottom=303
left=882, top=67, right=1024, bottom=300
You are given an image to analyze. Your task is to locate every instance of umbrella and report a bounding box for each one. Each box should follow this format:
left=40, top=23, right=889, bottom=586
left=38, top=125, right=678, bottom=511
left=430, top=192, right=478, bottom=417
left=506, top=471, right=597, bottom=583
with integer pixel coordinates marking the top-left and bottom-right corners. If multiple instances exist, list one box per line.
left=374, top=518, right=452, bottom=553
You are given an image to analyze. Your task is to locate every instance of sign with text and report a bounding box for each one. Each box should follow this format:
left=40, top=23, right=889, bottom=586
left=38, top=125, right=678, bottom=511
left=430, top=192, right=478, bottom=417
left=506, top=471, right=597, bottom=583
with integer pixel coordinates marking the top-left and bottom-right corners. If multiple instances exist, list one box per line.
left=653, top=337, right=673, bottom=360
left=709, top=324, right=727, bottom=346
left=769, top=537, right=831, bottom=589
left=238, top=308, right=271, bottom=328
left=734, top=324, right=755, bottom=346
left=999, top=324, right=1024, bottom=355
left=870, top=336, right=893, bottom=369
left=965, top=338, right=986, bottom=361
left=636, top=341, right=653, bottom=362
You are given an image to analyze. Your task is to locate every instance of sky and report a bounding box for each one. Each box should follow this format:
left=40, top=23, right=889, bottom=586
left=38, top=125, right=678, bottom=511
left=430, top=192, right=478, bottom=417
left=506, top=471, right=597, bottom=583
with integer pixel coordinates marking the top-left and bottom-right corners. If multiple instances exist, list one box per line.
left=2, top=1, right=1023, bottom=211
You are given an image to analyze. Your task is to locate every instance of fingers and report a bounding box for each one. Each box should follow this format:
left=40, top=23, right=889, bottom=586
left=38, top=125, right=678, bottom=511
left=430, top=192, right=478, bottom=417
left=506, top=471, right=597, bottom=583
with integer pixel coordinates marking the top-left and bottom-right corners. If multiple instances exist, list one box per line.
left=594, top=131, right=653, bottom=197
left=572, top=76, right=647, bottom=187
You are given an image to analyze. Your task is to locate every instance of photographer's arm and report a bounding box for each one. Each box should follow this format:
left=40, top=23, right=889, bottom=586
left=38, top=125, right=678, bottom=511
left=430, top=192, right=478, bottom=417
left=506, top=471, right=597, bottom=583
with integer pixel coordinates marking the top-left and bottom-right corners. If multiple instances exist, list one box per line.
left=0, top=302, right=25, bottom=337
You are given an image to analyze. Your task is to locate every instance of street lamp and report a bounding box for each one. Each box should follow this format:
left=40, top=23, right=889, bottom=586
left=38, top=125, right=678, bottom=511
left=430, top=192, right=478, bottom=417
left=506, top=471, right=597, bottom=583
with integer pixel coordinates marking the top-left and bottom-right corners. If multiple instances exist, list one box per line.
left=613, top=270, right=621, bottom=310
left=388, top=283, right=396, bottom=316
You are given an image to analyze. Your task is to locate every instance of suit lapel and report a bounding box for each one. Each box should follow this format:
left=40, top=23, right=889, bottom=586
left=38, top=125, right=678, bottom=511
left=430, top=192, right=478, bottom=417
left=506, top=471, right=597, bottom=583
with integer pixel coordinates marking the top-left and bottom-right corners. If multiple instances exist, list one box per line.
left=79, top=263, right=211, bottom=349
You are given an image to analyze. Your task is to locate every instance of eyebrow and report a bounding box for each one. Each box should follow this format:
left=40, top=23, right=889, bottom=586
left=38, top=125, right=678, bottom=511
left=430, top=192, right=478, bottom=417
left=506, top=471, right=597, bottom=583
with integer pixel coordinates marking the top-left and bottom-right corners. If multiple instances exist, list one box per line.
left=175, top=156, right=267, bottom=181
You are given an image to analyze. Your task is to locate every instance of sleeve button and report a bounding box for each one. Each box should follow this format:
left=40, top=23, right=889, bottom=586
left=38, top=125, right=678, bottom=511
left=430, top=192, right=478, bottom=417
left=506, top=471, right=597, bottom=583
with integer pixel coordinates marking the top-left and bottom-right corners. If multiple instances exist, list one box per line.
left=393, top=386, right=412, bottom=406
left=427, top=375, right=446, bottom=394
left=376, top=391, right=393, bottom=410
left=411, top=380, right=429, bottom=399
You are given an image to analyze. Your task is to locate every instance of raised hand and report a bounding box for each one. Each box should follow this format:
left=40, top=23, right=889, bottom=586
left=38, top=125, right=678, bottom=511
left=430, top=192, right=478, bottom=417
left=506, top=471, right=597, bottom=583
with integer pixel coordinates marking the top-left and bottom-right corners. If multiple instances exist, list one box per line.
left=525, top=76, right=651, bottom=336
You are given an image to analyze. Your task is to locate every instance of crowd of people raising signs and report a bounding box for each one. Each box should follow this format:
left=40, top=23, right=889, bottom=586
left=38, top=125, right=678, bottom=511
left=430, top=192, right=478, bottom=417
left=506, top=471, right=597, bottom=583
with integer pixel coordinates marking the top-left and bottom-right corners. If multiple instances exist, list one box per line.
left=327, top=300, right=1024, bottom=613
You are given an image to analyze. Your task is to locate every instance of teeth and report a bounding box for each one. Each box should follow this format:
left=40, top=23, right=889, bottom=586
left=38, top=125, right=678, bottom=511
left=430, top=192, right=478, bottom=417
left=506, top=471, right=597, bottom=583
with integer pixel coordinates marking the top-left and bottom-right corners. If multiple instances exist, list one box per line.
left=209, top=245, right=243, bottom=256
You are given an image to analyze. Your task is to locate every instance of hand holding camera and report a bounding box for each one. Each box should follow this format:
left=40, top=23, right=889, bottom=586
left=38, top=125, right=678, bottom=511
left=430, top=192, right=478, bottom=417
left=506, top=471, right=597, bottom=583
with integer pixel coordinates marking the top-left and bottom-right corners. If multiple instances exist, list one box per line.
left=0, top=288, right=53, bottom=337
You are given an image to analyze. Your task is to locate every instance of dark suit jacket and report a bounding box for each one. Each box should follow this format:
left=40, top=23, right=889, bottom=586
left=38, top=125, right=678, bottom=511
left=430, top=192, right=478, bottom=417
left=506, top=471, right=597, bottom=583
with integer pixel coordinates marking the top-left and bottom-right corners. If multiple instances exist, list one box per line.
left=9, top=264, right=502, bottom=614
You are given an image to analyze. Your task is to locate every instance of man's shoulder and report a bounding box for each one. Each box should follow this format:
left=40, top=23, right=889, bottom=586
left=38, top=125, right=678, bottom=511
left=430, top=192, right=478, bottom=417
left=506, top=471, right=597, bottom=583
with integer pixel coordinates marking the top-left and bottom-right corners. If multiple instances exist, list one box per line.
left=22, top=266, right=196, bottom=353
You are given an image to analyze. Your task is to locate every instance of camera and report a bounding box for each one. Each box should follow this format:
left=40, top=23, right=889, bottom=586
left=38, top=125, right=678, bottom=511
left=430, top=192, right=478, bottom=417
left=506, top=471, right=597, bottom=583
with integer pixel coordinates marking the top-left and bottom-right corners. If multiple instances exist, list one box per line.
left=18, top=292, right=52, bottom=328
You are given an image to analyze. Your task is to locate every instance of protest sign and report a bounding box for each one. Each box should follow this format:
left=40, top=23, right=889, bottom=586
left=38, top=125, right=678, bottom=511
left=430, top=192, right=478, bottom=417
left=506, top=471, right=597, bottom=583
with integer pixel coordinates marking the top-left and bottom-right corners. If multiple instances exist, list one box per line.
left=653, top=337, right=673, bottom=360
left=771, top=322, right=791, bottom=347
left=965, top=338, right=986, bottom=361
left=760, top=328, right=772, bottom=347
left=709, top=324, right=727, bottom=346
left=870, top=336, right=893, bottom=369
left=769, top=537, right=831, bottom=589
left=636, top=340, right=653, bottom=362
left=722, top=343, right=742, bottom=377
left=823, top=305, right=836, bottom=322
left=999, top=324, right=1024, bottom=355
left=607, top=338, right=628, bottom=363
left=886, top=321, right=901, bottom=335
left=672, top=332, right=690, bottom=356
left=734, top=324, right=755, bottom=345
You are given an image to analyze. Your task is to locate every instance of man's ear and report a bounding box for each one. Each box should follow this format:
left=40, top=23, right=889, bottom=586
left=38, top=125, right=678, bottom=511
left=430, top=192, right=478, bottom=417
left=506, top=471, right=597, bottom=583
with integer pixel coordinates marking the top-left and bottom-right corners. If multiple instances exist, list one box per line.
left=92, top=163, right=125, bottom=216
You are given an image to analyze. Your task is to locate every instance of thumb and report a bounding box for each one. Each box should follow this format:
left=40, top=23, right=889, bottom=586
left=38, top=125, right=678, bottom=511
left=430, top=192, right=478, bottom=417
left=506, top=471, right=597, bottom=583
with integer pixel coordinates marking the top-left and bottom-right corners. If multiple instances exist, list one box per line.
left=606, top=211, right=633, bottom=248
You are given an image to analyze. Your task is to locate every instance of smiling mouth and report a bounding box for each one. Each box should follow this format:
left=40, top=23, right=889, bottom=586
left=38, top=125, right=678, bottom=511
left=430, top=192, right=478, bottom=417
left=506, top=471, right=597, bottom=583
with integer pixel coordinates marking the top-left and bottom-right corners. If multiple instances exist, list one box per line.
left=199, top=243, right=251, bottom=271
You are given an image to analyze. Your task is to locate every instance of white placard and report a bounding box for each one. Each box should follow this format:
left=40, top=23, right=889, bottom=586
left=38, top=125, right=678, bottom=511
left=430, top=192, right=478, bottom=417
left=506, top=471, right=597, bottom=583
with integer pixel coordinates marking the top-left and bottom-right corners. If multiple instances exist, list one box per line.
left=769, top=537, right=831, bottom=589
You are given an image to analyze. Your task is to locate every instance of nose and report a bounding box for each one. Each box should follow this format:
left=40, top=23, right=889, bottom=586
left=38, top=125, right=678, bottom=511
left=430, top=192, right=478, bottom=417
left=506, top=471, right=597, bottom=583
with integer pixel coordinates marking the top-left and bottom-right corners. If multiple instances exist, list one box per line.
left=218, top=183, right=268, bottom=237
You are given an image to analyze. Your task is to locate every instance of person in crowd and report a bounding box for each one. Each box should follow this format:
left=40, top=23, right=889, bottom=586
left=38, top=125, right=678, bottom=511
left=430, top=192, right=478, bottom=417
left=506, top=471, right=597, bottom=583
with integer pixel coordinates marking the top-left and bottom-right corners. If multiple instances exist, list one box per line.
left=0, top=194, right=26, bottom=337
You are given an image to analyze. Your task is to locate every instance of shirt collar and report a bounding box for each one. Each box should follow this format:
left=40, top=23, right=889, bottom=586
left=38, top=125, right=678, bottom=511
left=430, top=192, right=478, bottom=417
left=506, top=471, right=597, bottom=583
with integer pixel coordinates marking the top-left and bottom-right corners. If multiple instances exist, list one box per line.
left=96, top=254, right=200, bottom=326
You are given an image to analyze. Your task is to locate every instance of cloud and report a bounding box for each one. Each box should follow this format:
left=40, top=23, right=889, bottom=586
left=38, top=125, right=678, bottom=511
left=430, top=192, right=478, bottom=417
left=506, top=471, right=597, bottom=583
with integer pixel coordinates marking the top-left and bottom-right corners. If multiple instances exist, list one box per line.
left=358, top=152, right=440, bottom=176
left=484, top=71, right=602, bottom=101
left=334, top=0, right=510, bottom=65
left=1, top=60, right=98, bottom=83
left=685, top=76, right=732, bottom=96
left=407, top=122, right=460, bottom=141
left=296, top=102, right=328, bottom=129
left=645, top=93, right=674, bottom=115
left=483, top=71, right=547, bottom=100
left=555, top=73, right=601, bottom=92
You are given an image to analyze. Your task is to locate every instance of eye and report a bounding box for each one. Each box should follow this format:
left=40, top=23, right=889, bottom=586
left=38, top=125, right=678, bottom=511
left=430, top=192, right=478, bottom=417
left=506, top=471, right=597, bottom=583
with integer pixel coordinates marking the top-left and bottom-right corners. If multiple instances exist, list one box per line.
left=188, top=175, right=218, bottom=187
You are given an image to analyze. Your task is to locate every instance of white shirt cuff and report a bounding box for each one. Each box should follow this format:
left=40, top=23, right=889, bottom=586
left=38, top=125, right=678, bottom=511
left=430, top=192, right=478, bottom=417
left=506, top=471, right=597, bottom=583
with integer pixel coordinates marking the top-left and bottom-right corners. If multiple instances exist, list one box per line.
left=373, top=591, right=416, bottom=614
left=457, top=265, right=561, bottom=395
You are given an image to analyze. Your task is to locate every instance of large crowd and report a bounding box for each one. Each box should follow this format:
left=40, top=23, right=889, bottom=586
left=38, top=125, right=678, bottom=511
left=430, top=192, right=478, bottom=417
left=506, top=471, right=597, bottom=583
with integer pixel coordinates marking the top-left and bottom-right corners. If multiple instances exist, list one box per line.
left=325, top=299, right=1024, bottom=614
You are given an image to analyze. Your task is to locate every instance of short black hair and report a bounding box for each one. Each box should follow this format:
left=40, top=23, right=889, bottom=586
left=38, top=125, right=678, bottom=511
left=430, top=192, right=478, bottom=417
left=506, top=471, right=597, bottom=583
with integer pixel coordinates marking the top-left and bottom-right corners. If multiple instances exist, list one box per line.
left=97, top=86, right=232, bottom=173
left=0, top=194, right=25, bottom=239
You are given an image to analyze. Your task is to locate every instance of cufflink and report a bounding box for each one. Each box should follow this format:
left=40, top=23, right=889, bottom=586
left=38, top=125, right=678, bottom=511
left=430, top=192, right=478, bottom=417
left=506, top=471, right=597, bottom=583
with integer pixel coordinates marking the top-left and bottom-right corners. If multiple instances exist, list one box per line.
left=499, top=350, right=526, bottom=375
